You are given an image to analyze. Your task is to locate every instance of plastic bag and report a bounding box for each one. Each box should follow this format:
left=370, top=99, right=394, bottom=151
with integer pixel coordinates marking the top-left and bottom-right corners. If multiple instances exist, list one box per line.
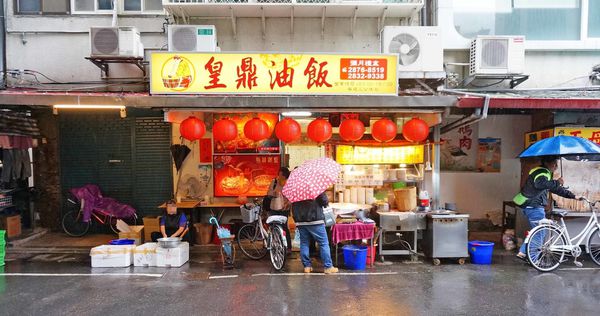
left=502, top=229, right=516, bottom=251
left=292, top=228, right=301, bottom=249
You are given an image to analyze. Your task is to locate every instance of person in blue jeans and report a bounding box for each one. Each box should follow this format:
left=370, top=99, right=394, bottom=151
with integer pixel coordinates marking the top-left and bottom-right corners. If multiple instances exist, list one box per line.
left=513, top=156, right=580, bottom=261
left=292, top=192, right=338, bottom=274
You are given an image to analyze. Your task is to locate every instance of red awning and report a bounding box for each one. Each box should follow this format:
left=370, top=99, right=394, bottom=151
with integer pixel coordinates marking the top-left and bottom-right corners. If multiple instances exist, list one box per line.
left=458, top=96, right=600, bottom=109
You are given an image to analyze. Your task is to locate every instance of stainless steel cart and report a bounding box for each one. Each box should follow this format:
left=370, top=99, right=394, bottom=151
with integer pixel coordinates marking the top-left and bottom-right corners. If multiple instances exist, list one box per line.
left=422, top=213, right=469, bottom=265
left=377, top=211, right=426, bottom=261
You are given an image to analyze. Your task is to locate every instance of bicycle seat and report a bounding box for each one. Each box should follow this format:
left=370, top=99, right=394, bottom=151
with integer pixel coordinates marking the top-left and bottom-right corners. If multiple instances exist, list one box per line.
left=551, top=209, right=569, bottom=218
left=266, top=215, right=288, bottom=225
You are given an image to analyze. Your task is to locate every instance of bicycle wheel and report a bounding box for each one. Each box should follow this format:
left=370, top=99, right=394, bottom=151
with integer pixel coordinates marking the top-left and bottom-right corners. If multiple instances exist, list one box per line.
left=62, top=210, right=90, bottom=237
left=237, top=224, right=268, bottom=260
left=108, top=216, right=120, bottom=235
left=587, top=227, right=600, bottom=266
left=269, top=225, right=287, bottom=271
left=526, top=225, right=567, bottom=272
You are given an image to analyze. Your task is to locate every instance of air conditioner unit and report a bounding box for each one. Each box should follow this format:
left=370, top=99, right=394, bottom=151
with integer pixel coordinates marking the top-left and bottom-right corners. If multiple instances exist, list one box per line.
left=90, top=26, right=142, bottom=58
left=470, top=36, right=525, bottom=76
left=381, top=26, right=444, bottom=77
left=168, top=25, right=217, bottom=52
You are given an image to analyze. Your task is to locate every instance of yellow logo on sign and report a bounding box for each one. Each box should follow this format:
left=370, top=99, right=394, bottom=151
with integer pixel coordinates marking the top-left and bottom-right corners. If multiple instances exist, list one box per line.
left=160, top=55, right=195, bottom=92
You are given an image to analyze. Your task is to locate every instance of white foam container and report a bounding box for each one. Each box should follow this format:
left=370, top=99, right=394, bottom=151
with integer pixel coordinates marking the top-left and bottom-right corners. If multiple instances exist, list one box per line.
left=90, top=245, right=135, bottom=268
left=156, top=242, right=189, bottom=267
left=134, top=242, right=158, bottom=267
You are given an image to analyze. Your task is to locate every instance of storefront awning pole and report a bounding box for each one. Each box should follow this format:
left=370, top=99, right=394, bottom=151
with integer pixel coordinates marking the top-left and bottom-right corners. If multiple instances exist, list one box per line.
left=432, top=125, right=441, bottom=210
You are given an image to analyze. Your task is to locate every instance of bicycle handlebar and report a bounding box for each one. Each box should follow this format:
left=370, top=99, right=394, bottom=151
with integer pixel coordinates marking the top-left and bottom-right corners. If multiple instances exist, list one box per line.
left=579, top=197, right=600, bottom=209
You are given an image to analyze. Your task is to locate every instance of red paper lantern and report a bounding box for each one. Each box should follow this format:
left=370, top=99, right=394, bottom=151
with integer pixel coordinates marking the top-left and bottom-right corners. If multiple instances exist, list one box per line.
left=307, top=118, right=332, bottom=143
left=213, top=118, right=238, bottom=142
left=275, top=118, right=302, bottom=143
left=402, top=118, right=430, bottom=142
left=339, top=119, right=365, bottom=142
left=244, top=118, right=270, bottom=142
left=179, top=116, right=206, bottom=141
left=372, top=118, right=397, bottom=143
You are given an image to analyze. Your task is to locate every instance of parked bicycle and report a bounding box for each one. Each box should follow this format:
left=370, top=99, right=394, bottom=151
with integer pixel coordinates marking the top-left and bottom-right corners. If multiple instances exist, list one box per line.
left=61, top=185, right=138, bottom=237
left=525, top=197, right=600, bottom=272
left=237, top=199, right=288, bottom=271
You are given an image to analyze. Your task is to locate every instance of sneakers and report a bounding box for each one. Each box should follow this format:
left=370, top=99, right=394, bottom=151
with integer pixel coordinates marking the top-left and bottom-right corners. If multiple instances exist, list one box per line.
left=324, top=267, right=339, bottom=274
left=303, top=267, right=313, bottom=273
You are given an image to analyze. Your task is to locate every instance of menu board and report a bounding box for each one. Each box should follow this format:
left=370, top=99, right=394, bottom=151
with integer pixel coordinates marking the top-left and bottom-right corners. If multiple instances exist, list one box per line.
left=213, top=155, right=281, bottom=197
left=213, top=113, right=280, bottom=154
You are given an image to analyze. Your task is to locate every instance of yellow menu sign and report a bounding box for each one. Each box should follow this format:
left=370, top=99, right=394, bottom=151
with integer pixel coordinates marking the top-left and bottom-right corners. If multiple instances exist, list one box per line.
left=150, top=52, right=398, bottom=95
left=525, top=127, right=600, bottom=147
left=336, top=145, right=424, bottom=165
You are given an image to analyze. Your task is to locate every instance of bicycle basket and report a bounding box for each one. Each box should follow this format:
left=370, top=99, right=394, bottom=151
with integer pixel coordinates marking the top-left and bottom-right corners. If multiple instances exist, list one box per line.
left=240, top=204, right=260, bottom=223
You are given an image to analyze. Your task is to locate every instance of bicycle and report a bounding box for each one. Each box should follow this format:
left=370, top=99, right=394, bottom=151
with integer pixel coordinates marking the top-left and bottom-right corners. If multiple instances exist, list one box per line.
left=62, top=193, right=138, bottom=237
left=237, top=200, right=288, bottom=271
left=525, top=197, right=600, bottom=272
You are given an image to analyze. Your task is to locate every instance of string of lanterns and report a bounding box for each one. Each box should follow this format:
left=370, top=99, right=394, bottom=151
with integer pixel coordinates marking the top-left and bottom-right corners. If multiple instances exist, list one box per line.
left=180, top=115, right=429, bottom=144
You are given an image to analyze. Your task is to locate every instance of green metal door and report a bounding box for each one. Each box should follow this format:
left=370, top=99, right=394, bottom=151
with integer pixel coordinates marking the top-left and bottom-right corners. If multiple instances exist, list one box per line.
left=59, top=113, right=171, bottom=217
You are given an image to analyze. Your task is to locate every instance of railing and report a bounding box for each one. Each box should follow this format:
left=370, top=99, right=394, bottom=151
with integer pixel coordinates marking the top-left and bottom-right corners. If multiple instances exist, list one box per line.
left=165, top=0, right=420, bottom=4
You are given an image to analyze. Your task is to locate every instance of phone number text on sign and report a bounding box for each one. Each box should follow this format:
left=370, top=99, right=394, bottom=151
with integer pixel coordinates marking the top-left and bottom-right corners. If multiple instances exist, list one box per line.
left=340, top=58, right=388, bottom=80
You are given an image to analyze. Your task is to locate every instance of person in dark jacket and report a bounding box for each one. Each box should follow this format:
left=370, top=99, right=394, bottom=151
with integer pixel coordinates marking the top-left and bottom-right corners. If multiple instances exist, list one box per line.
left=292, top=192, right=338, bottom=274
left=151, top=200, right=189, bottom=242
left=513, top=156, right=580, bottom=260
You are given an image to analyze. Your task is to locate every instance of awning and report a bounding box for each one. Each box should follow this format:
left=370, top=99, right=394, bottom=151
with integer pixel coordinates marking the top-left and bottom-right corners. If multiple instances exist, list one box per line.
left=0, top=90, right=457, bottom=111
left=457, top=89, right=600, bottom=109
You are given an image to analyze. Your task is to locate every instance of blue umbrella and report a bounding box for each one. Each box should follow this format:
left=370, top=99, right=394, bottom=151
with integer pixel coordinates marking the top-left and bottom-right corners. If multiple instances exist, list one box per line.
left=519, top=135, right=600, bottom=158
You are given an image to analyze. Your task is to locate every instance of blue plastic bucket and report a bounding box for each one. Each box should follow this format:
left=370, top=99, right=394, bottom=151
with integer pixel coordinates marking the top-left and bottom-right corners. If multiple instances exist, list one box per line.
left=468, top=240, right=495, bottom=264
left=343, top=245, right=368, bottom=270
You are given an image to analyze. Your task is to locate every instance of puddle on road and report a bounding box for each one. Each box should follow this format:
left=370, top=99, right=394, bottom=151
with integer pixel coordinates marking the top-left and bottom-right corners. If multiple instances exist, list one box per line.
left=180, top=272, right=211, bottom=281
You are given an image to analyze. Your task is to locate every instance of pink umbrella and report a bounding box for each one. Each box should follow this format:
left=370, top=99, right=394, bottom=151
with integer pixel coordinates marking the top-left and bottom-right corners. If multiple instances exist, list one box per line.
left=282, top=157, right=341, bottom=203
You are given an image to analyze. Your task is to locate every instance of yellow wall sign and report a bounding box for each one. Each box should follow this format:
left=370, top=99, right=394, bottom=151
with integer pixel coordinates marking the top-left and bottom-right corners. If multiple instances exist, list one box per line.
left=150, top=52, right=398, bottom=95
left=555, top=127, right=600, bottom=144
left=525, top=127, right=600, bottom=147
left=336, top=145, right=424, bottom=165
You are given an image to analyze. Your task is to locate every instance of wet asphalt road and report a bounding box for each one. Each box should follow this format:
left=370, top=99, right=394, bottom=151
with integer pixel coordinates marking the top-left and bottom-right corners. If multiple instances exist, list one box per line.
left=1, top=250, right=600, bottom=316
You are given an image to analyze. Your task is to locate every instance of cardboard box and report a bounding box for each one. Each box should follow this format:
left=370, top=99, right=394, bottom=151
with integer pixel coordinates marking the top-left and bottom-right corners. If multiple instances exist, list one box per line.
left=143, top=216, right=160, bottom=241
left=118, top=225, right=145, bottom=245
left=0, top=215, right=21, bottom=238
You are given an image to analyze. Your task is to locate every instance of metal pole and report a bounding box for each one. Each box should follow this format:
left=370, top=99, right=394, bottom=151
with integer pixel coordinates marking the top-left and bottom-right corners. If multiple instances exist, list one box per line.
left=432, top=125, right=441, bottom=210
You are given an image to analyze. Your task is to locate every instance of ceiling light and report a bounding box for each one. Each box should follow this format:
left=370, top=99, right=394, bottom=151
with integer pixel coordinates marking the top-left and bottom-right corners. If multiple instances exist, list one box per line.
left=53, top=104, right=126, bottom=118
left=282, top=111, right=312, bottom=117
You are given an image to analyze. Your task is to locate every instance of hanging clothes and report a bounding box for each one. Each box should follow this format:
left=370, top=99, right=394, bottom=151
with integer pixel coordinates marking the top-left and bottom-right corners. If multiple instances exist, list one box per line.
left=0, top=148, right=31, bottom=182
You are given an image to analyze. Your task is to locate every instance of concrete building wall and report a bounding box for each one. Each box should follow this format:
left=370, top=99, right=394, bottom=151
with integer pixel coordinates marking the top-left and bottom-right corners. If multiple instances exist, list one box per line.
left=437, top=115, right=531, bottom=219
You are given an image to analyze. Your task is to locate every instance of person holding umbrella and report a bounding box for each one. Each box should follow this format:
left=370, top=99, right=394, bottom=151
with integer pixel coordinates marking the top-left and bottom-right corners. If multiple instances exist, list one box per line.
left=514, top=135, right=600, bottom=261
left=283, top=158, right=341, bottom=274
left=513, top=156, right=580, bottom=261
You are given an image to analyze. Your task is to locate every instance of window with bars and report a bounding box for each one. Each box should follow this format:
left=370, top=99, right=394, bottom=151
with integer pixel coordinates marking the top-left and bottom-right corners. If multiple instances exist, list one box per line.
left=16, top=0, right=70, bottom=15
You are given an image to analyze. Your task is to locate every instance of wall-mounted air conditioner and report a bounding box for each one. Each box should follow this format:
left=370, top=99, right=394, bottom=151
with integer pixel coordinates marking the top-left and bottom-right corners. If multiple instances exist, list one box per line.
left=168, top=25, right=217, bottom=52
left=90, top=26, right=142, bottom=58
left=469, top=36, right=525, bottom=76
left=380, top=26, right=444, bottom=77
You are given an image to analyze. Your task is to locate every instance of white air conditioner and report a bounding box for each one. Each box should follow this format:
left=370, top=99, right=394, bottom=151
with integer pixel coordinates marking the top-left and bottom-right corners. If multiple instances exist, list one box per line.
left=90, top=26, right=142, bottom=58
left=381, top=26, right=444, bottom=77
left=470, top=36, right=525, bottom=76
left=168, top=25, right=217, bottom=52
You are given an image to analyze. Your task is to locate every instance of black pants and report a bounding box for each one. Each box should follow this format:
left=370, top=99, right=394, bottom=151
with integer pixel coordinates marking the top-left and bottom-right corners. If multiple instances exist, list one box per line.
left=269, top=210, right=292, bottom=250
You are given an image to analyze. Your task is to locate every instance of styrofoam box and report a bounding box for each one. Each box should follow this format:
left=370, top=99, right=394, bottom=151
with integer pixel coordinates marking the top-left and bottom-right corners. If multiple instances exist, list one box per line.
left=156, top=242, right=189, bottom=268
left=90, top=245, right=135, bottom=268
left=134, top=242, right=158, bottom=267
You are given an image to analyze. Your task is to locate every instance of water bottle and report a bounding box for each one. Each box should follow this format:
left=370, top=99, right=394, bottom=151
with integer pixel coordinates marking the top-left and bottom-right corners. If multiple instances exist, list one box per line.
left=418, top=190, right=430, bottom=211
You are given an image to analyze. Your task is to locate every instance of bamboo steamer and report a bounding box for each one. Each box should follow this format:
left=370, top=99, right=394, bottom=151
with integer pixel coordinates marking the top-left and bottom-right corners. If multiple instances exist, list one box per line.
left=393, top=187, right=417, bottom=212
